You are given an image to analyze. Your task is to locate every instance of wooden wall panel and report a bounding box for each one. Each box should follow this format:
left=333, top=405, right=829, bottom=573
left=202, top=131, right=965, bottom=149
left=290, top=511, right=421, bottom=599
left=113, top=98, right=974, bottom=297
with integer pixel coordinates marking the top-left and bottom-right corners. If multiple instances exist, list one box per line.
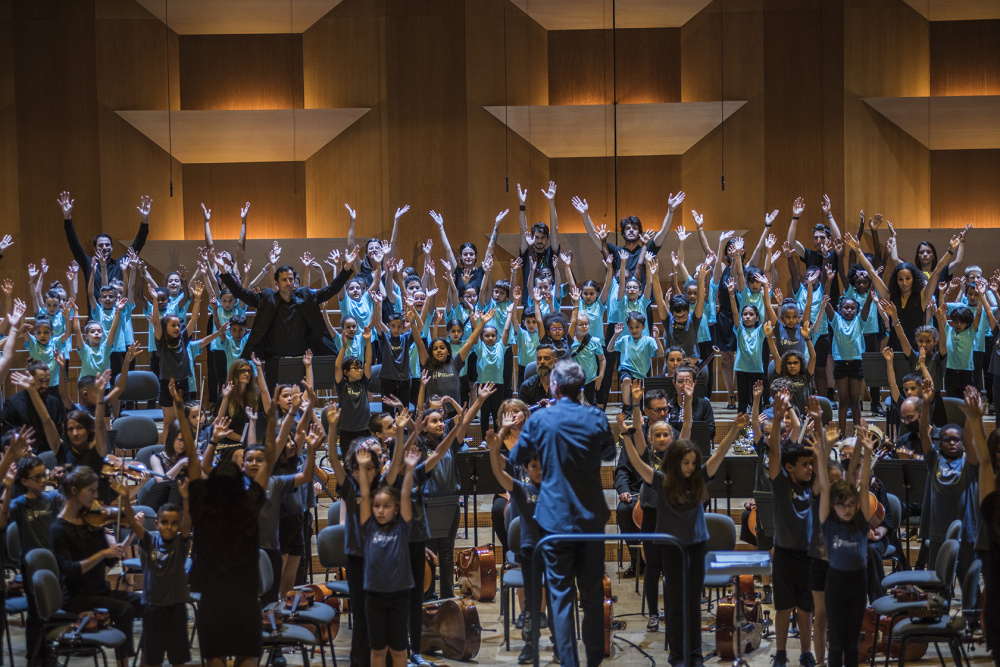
left=548, top=28, right=681, bottom=106
left=680, top=0, right=765, bottom=237
left=12, top=2, right=102, bottom=297
left=179, top=34, right=304, bottom=110
left=465, top=0, right=549, bottom=271
left=382, top=1, right=470, bottom=261
left=931, top=20, right=1000, bottom=96
left=844, top=0, right=930, bottom=229
left=0, top=0, right=20, bottom=289
left=181, top=163, right=307, bottom=242
left=95, top=13, right=184, bottom=243
left=303, top=0, right=387, bottom=242
left=763, top=1, right=845, bottom=233
left=931, top=150, right=1000, bottom=229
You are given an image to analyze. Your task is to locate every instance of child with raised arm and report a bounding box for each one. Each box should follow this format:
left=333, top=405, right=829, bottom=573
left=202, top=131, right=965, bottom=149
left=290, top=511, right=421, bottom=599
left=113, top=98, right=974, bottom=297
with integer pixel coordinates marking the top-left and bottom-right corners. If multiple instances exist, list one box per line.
left=149, top=281, right=205, bottom=431
left=24, top=300, right=73, bottom=395
left=336, top=322, right=374, bottom=443
left=812, top=396, right=873, bottom=667
left=620, top=400, right=749, bottom=666
left=357, top=440, right=419, bottom=667
left=114, top=470, right=192, bottom=667
left=607, top=312, right=663, bottom=412
left=76, top=296, right=127, bottom=380
left=825, top=288, right=875, bottom=434
left=487, top=413, right=553, bottom=664
left=766, top=319, right=817, bottom=413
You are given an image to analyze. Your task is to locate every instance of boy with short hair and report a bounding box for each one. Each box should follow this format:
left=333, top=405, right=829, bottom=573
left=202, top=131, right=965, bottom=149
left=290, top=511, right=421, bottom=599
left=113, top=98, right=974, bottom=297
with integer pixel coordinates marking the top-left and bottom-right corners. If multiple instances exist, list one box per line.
left=607, top=311, right=663, bottom=411
left=75, top=296, right=127, bottom=379
left=769, top=390, right=817, bottom=667
left=24, top=305, right=72, bottom=395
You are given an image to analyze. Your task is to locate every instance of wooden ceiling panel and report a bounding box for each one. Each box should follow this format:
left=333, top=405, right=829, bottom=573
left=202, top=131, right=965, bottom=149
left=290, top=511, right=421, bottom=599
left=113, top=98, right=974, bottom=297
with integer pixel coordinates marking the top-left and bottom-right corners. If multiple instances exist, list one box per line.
left=484, top=102, right=746, bottom=157
left=115, top=109, right=370, bottom=163
left=509, top=0, right=713, bottom=30
left=901, top=0, right=1000, bottom=21
left=133, top=0, right=344, bottom=34
left=863, top=96, right=1000, bottom=150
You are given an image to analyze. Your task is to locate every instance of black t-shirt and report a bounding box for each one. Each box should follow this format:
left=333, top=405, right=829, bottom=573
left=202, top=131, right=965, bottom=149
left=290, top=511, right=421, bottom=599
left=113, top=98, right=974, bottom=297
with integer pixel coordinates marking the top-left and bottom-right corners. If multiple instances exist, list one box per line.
left=518, top=245, right=560, bottom=299
left=607, top=239, right=660, bottom=287
left=378, top=333, right=413, bottom=381
left=337, top=376, right=371, bottom=432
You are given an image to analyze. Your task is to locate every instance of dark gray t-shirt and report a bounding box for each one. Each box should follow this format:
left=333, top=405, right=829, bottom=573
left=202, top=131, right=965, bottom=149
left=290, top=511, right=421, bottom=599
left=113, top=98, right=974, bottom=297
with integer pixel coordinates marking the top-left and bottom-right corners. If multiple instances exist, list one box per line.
left=140, top=531, right=191, bottom=606
left=926, top=448, right=978, bottom=543
left=258, top=475, right=297, bottom=550
left=157, top=331, right=191, bottom=380
left=362, top=515, right=412, bottom=593
left=769, top=468, right=813, bottom=551
left=337, top=376, right=371, bottom=432
left=652, top=468, right=711, bottom=544
left=822, top=512, right=868, bottom=571
left=424, top=357, right=465, bottom=407
left=9, top=491, right=61, bottom=557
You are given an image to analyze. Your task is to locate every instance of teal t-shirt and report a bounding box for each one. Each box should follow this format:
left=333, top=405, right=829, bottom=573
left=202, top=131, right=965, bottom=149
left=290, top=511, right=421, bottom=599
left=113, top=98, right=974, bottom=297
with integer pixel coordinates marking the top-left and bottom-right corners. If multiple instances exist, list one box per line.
left=223, top=331, right=250, bottom=373
left=79, top=340, right=112, bottom=378
left=614, top=334, right=657, bottom=379
left=341, top=294, right=376, bottom=339
left=734, top=322, right=765, bottom=373
left=515, top=327, right=539, bottom=367
left=474, top=340, right=505, bottom=384
left=334, top=332, right=366, bottom=362
left=946, top=326, right=975, bottom=371
left=831, top=313, right=864, bottom=361
left=209, top=303, right=247, bottom=351
left=571, top=336, right=605, bottom=383
left=96, top=305, right=132, bottom=353
left=577, top=298, right=606, bottom=346
left=187, top=340, right=206, bottom=393
left=24, top=337, right=61, bottom=385
left=846, top=287, right=878, bottom=336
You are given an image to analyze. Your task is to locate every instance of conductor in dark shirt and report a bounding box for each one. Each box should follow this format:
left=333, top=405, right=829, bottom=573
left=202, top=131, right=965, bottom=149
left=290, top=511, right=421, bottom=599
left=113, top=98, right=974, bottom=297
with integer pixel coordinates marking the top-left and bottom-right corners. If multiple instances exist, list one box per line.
left=217, top=248, right=358, bottom=388
left=518, top=345, right=556, bottom=405
left=1, top=361, right=66, bottom=452
left=511, top=359, right=615, bottom=667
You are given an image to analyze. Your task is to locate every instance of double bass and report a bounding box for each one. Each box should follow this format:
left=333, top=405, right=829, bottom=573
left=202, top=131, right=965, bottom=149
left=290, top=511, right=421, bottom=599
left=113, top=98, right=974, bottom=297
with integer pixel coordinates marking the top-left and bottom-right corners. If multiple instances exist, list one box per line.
left=421, top=597, right=481, bottom=660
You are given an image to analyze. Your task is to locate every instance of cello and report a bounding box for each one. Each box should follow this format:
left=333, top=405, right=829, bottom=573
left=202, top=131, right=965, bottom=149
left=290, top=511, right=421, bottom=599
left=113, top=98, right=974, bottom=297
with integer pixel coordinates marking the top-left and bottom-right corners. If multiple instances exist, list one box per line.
left=456, top=545, right=497, bottom=601
left=602, top=574, right=626, bottom=656
left=715, top=576, right=762, bottom=661
left=421, top=597, right=482, bottom=660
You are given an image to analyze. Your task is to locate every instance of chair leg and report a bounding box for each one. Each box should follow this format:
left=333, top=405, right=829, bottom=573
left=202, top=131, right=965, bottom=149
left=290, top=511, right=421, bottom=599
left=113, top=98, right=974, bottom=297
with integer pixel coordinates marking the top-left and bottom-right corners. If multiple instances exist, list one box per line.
left=933, top=641, right=947, bottom=667
left=5, top=615, right=13, bottom=667
left=300, top=644, right=311, bottom=667
left=132, top=627, right=144, bottom=667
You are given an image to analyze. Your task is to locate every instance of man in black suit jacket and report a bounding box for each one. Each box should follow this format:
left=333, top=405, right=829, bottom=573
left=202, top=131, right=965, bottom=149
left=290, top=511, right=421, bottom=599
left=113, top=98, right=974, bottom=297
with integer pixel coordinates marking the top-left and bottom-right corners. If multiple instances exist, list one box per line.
left=218, top=250, right=358, bottom=387
left=1, top=360, right=66, bottom=453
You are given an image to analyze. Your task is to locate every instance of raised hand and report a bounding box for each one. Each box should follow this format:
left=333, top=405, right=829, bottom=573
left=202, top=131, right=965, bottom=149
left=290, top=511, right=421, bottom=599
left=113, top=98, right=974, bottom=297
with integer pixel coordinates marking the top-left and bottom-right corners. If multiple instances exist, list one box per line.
left=821, top=194, right=833, bottom=215
left=212, top=415, right=234, bottom=443
left=667, top=191, right=686, bottom=210
left=495, top=209, right=509, bottom=226
left=0, top=279, right=11, bottom=294
left=201, top=203, right=211, bottom=222
left=762, top=320, right=773, bottom=336
left=595, top=224, right=609, bottom=242
left=344, top=203, right=356, bottom=221
left=0, top=235, right=12, bottom=253
left=765, top=209, right=779, bottom=226
left=765, top=234, right=777, bottom=249
left=56, top=191, right=75, bottom=218
left=478, top=382, right=497, bottom=400
left=541, top=181, right=557, bottom=201
left=676, top=226, right=691, bottom=242
left=422, top=238, right=433, bottom=255
left=395, top=204, right=410, bottom=221
left=517, top=183, right=527, bottom=206
left=752, top=380, right=763, bottom=401
left=571, top=196, right=588, bottom=214
left=792, top=197, right=805, bottom=217
left=344, top=245, right=360, bottom=267
left=800, top=320, right=811, bottom=339
left=429, top=210, right=444, bottom=227
left=691, top=210, right=704, bottom=228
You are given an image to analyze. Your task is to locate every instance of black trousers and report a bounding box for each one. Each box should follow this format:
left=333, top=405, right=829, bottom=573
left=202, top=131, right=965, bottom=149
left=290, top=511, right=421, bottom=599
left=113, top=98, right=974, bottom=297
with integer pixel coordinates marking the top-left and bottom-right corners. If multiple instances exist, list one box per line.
left=346, top=554, right=371, bottom=667
left=520, top=545, right=554, bottom=639
left=380, top=378, right=410, bottom=414
left=492, top=495, right=510, bottom=559
left=425, top=504, right=460, bottom=599
left=642, top=508, right=663, bottom=615
left=664, top=541, right=708, bottom=666
left=407, top=540, right=427, bottom=655
left=539, top=533, right=604, bottom=667
left=736, top=371, right=767, bottom=415
left=825, top=566, right=866, bottom=667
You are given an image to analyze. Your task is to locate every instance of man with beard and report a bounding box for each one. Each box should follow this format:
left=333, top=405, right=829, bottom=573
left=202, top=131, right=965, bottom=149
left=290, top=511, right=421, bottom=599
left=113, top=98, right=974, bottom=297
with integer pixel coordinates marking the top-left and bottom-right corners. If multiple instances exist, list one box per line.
left=60, top=190, right=152, bottom=301
left=518, top=345, right=556, bottom=406
left=517, top=182, right=561, bottom=298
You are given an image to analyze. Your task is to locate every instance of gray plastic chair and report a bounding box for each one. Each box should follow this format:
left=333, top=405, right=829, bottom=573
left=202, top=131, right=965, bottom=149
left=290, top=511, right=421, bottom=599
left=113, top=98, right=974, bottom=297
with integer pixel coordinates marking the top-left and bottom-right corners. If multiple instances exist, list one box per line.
left=326, top=501, right=342, bottom=527
left=32, top=569, right=126, bottom=667
left=111, top=415, right=160, bottom=455
left=704, top=513, right=738, bottom=590
left=317, top=526, right=351, bottom=598
left=258, top=549, right=318, bottom=665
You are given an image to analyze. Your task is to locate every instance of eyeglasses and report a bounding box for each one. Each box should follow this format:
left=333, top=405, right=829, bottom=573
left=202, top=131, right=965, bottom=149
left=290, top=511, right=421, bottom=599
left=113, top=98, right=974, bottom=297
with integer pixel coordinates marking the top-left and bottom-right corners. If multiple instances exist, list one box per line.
left=27, top=474, right=47, bottom=482
left=239, top=369, right=252, bottom=375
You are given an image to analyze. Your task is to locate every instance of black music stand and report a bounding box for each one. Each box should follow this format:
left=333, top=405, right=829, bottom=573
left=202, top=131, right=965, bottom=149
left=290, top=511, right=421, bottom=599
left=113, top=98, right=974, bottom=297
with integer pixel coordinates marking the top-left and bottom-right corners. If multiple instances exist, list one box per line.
left=875, top=459, right=928, bottom=562
left=752, top=492, right=775, bottom=540
left=861, top=351, right=910, bottom=389
left=707, top=457, right=759, bottom=516
left=669, top=421, right=714, bottom=457
left=456, top=450, right=505, bottom=545
left=266, top=355, right=338, bottom=390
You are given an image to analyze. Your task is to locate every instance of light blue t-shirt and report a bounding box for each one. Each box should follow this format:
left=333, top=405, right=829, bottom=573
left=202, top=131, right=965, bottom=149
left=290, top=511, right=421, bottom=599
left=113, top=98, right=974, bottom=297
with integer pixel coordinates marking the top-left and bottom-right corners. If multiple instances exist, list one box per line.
left=79, top=340, right=112, bottom=378
left=577, top=298, right=606, bottom=345
left=408, top=317, right=433, bottom=378
left=947, top=302, right=989, bottom=353
left=474, top=341, right=505, bottom=384
left=946, top=326, right=975, bottom=371
left=334, top=332, right=367, bottom=362
left=795, top=284, right=825, bottom=325
left=485, top=299, right=512, bottom=336
left=739, top=286, right=766, bottom=314
left=209, top=303, right=246, bottom=351
left=95, top=305, right=131, bottom=353
left=145, top=304, right=167, bottom=354
left=571, top=336, right=605, bottom=383
left=186, top=340, right=206, bottom=393
left=516, top=327, right=539, bottom=367
left=846, top=287, right=879, bottom=336
left=37, top=308, right=74, bottom=356
left=222, top=331, right=250, bottom=373
left=449, top=341, right=469, bottom=377
left=734, top=322, right=765, bottom=373
left=615, top=295, right=651, bottom=335
left=614, top=334, right=657, bottom=379
left=831, top=312, right=864, bottom=361
left=448, top=305, right=473, bottom=342
left=706, top=279, right=719, bottom=326
left=341, top=294, right=376, bottom=339
left=24, top=337, right=61, bottom=385
left=166, top=293, right=188, bottom=317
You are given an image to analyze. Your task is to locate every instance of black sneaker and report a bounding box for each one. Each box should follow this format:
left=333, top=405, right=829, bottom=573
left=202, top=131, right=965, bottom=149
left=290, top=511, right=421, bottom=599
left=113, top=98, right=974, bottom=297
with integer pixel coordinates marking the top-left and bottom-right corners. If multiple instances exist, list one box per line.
left=622, top=563, right=637, bottom=578
left=515, top=610, right=526, bottom=629
left=762, top=585, right=773, bottom=605
left=540, top=614, right=548, bottom=630
left=872, top=403, right=886, bottom=417
left=799, top=652, right=816, bottom=667
left=518, top=641, right=536, bottom=665
left=772, top=652, right=788, bottom=667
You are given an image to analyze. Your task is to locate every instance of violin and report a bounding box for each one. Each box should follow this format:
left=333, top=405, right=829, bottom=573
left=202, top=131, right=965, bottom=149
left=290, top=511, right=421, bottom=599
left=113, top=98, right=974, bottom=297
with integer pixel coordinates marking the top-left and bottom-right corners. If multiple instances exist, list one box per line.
left=100, top=455, right=146, bottom=482
left=61, top=608, right=110, bottom=644
left=80, top=501, right=123, bottom=528
left=297, top=584, right=341, bottom=641
left=456, top=545, right=496, bottom=602
left=262, top=609, right=284, bottom=634
left=284, top=588, right=315, bottom=617
left=421, top=597, right=481, bottom=660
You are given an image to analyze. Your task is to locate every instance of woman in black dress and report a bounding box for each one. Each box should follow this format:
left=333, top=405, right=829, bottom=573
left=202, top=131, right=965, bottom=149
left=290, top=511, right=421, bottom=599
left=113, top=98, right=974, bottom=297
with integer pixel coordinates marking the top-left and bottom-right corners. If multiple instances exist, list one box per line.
left=51, top=466, right=141, bottom=667
left=181, top=378, right=287, bottom=667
